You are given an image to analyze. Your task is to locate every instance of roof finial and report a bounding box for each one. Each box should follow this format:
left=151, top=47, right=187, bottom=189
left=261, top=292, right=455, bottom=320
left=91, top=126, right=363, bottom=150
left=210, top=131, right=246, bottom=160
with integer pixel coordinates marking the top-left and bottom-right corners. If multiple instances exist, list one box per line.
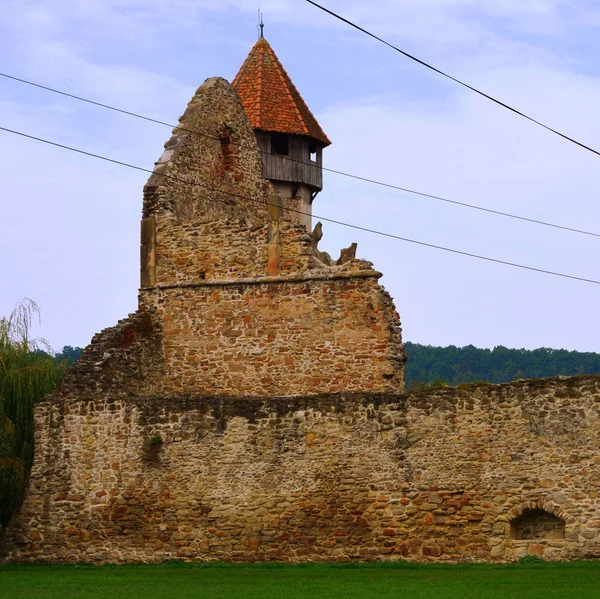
left=259, top=11, right=264, bottom=39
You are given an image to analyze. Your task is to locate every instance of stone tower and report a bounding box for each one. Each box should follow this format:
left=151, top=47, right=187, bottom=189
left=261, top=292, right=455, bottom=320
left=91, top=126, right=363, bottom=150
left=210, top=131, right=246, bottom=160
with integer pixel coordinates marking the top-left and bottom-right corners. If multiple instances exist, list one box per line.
left=132, top=40, right=406, bottom=397
left=233, top=37, right=330, bottom=231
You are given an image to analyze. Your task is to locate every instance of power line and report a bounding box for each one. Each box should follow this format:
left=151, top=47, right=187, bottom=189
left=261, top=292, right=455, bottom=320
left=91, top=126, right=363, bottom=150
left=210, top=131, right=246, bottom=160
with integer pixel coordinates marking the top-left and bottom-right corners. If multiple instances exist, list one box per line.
left=321, top=169, right=600, bottom=239
left=306, top=0, right=600, bottom=159
left=1, top=123, right=599, bottom=287
left=2, top=71, right=598, bottom=239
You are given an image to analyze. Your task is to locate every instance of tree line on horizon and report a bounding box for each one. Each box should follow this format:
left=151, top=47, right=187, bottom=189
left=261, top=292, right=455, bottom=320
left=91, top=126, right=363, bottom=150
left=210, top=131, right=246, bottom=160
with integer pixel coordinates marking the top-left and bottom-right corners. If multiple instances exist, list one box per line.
left=404, top=342, right=600, bottom=388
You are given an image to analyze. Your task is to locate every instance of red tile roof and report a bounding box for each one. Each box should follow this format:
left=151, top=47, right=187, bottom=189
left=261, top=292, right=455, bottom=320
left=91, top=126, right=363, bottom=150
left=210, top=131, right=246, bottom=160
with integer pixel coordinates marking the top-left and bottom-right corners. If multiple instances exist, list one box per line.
left=233, top=38, right=331, bottom=146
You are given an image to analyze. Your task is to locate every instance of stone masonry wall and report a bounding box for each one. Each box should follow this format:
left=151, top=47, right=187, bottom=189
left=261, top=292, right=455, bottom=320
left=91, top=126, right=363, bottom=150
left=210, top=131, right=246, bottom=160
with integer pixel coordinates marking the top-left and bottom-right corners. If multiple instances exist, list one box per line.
left=6, top=69, right=597, bottom=567
left=152, top=217, right=314, bottom=286
left=3, top=375, right=600, bottom=564
left=135, top=75, right=406, bottom=397
left=57, top=309, right=163, bottom=399
left=141, top=271, right=404, bottom=396
left=142, top=77, right=271, bottom=226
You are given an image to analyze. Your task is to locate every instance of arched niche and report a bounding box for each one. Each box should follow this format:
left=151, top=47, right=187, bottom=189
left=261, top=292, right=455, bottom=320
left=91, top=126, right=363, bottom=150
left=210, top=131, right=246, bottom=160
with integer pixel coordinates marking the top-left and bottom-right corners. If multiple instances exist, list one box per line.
left=510, top=508, right=565, bottom=540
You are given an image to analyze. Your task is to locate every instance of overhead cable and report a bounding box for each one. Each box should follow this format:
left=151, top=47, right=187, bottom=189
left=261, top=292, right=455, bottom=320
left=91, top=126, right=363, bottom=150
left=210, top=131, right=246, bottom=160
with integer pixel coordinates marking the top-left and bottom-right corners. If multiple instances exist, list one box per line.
left=1, top=124, right=599, bottom=286
left=1, top=72, right=598, bottom=239
left=306, top=0, right=600, bottom=159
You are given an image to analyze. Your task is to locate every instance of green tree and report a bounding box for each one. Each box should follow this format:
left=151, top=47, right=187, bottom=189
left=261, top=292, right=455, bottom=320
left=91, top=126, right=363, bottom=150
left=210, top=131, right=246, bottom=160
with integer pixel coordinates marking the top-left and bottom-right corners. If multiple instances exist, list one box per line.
left=405, top=341, right=600, bottom=389
left=54, top=345, right=83, bottom=365
left=0, top=299, right=66, bottom=535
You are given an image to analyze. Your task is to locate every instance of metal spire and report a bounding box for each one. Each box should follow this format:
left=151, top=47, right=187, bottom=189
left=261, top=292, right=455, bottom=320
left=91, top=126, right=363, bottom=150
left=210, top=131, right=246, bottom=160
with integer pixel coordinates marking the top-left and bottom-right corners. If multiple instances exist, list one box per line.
left=259, top=11, right=264, bottom=38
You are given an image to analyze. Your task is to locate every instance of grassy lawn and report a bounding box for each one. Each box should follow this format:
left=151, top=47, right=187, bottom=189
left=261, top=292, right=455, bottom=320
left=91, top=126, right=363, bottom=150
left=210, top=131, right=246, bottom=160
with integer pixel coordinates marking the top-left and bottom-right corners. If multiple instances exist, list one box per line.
left=1, top=561, right=600, bottom=599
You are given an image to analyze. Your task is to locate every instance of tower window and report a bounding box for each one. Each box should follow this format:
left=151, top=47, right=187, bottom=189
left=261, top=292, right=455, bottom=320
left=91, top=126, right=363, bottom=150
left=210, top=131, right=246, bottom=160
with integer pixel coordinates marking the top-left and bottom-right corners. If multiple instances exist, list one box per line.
left=271, top=133, right=289, bottom=156
left=308, top=141, right=318, bottom=162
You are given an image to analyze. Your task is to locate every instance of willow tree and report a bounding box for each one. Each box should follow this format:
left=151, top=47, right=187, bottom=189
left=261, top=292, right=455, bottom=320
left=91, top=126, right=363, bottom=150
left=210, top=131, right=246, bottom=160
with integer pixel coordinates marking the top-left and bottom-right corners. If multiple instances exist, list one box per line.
left=0, top=299, right=67, bottom=535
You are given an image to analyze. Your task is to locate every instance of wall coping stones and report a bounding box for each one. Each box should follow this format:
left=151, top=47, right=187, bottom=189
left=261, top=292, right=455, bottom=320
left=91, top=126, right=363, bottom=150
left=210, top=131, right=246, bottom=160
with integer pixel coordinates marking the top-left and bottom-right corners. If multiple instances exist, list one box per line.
left=140, top=268, right=383, bottom=291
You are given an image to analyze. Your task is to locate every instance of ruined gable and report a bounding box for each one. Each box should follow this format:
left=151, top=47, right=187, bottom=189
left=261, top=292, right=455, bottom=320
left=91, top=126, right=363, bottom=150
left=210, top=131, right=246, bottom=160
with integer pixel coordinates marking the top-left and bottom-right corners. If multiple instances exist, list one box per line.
left=55, top=74, right=406, bottom=400
left=142, top=77, right=270, bottom=225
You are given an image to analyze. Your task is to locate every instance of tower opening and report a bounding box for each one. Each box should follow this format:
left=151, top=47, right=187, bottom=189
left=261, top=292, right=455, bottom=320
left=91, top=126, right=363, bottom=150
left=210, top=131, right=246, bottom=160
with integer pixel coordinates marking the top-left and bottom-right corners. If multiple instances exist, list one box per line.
left=271, top=133, right=289, bottom=156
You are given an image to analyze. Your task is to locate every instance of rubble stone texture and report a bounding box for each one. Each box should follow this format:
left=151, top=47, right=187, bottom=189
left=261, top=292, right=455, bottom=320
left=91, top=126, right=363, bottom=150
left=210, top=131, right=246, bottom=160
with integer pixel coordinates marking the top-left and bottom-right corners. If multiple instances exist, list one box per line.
left=3, top=378, right=600, bottom=563
left=137, top=76, right=405, bottom=397
left=2, top=76, right=600, bottom=564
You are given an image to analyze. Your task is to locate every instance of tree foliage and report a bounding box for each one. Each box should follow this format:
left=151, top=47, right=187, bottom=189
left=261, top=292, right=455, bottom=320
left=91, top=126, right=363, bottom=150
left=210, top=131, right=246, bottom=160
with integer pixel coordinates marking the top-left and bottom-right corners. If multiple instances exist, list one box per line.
left=405, top=342, right=600, bottom=389
left=53, top=345, right=83, bottom=365
left=0, top=299, right=66, bottom=535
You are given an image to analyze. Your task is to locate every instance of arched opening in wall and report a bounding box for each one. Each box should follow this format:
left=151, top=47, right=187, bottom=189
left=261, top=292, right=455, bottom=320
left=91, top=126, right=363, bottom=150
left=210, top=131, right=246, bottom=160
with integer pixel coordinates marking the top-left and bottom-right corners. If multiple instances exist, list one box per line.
left=510, top=509, right=565, bottom=540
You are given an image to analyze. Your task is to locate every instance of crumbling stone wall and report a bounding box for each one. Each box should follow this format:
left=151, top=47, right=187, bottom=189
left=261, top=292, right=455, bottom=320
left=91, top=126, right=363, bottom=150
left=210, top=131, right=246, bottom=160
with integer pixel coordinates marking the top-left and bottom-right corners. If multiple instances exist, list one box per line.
left=136, top=75, right=405, bottom=397
left=3, top=376, right=600, bottom=564
left=4, top=74, right=598, bottom=567
left=59, top=309, right=163, bottom=398
left=142, top=77, right=270, bottom=226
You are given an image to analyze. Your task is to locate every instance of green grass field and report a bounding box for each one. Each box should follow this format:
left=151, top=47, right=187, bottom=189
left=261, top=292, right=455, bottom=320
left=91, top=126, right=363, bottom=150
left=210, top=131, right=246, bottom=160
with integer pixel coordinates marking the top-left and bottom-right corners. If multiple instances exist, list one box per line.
left=1, top=561, right=599, bottom=599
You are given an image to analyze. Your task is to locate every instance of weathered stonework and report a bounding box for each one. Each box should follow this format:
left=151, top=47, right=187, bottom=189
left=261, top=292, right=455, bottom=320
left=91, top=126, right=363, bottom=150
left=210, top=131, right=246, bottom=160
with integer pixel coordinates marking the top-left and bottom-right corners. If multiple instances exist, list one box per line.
left=135, top=75, right=406, bottom=397
left=3, top=376, right=600, bottom=563
left=2, top=72, right=599, bottom=565
left=142, top=77, right=270, bottom=226
left=143, top=275, right=403, bottom=396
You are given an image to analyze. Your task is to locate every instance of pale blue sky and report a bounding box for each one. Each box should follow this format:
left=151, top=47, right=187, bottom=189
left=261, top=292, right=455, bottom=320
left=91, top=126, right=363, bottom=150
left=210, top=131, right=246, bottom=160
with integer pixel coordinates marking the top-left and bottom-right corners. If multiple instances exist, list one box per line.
left=1, top=0, right=600, bottom=353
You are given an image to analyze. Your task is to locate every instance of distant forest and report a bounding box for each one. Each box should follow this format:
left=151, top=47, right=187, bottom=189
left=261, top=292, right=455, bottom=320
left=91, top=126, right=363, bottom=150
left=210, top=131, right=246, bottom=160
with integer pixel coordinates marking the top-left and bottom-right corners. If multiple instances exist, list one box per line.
left=54, top=346, right=83, bottom=364
left=53, top=343, right=600, bottom=390
left=404, top=342, right=600, bottom=389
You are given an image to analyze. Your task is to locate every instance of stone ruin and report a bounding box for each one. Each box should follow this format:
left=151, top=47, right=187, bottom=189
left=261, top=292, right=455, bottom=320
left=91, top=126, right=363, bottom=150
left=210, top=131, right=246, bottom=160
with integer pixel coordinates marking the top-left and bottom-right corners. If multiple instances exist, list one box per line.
left=2, top=39, right=600, bottom=564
